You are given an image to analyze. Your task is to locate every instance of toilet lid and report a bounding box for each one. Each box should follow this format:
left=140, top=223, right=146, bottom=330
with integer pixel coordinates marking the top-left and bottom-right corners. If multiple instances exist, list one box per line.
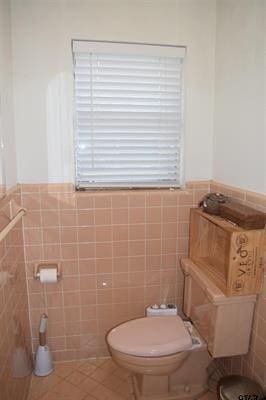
left=107, top=316, right=192, bottom=357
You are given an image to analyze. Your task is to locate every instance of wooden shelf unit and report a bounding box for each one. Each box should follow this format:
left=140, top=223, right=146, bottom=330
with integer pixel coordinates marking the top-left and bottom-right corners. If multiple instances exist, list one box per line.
left=189, top=208, right=265, bottom=296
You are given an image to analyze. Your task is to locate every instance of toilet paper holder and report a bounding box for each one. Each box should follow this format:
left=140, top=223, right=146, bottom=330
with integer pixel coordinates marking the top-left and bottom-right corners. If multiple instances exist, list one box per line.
left=34, top=261, right=61, bottom=281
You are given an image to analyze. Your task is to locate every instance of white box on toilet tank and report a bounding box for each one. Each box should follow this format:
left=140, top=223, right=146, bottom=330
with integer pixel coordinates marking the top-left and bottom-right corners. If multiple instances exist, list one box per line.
left=146, top=304, right=178, bottom=317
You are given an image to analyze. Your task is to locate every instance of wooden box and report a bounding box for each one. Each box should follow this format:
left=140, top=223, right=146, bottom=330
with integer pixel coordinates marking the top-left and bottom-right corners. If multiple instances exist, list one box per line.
left=220, top=201, right=266, bottom=230
left=189, top=208, right=265, bottom=296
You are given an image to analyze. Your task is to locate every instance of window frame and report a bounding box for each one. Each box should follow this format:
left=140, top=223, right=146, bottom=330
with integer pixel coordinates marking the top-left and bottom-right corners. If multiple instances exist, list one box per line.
left=72, top=39, right=186, bottom=191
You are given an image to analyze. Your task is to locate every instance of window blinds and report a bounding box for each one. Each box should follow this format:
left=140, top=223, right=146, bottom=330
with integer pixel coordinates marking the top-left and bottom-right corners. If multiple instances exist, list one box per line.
left=73, top=41, right=185, bottom=189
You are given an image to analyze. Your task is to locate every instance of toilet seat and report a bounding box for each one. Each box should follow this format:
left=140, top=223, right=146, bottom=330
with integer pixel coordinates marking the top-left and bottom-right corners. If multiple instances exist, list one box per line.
left=107, top=316, right=192, bottom=357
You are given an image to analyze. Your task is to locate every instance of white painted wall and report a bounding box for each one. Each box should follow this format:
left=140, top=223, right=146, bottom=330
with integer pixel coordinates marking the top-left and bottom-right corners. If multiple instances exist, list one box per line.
left=11, top=0, right=216, bottom=184
left=0, top=0, right=17, bottom=190
left=213, top=0, right=265, bottom=193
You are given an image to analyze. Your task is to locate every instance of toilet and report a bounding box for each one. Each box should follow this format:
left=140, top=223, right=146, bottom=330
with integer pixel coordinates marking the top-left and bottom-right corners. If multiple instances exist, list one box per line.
left=106, top=258, right=257, bottom=400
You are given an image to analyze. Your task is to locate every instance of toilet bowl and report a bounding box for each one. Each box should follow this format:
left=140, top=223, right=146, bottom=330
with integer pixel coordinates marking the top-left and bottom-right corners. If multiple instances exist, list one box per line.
left=107, top=315, right=209, bottom=400
left=107, top=316, right=192, bottom=375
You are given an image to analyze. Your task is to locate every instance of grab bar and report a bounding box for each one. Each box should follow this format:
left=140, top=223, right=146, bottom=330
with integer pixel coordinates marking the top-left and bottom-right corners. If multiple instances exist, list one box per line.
left=0, top=208, right=26, bottom=243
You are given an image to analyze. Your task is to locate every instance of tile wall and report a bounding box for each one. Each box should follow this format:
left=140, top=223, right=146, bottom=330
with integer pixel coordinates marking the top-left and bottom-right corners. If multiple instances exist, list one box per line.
left=0, top=186, right=32, bottom=400
left=2, top=180, right=264, bottom=391
left=211, top=181, right=266, bottom=390
left=21, top=182, right=209, bottom=361
left=0, top=182, right=266, bottom=394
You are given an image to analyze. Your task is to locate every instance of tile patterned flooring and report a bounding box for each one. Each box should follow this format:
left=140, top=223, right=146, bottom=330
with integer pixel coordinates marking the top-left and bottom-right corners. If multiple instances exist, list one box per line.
left=28, top=358, right=133, bottom=400
left=27, top=358, right=217, bottom=400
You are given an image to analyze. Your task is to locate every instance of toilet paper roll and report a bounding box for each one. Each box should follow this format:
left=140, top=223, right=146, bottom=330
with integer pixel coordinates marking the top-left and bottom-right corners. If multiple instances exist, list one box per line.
left=39, top=268, right=57, bottom=283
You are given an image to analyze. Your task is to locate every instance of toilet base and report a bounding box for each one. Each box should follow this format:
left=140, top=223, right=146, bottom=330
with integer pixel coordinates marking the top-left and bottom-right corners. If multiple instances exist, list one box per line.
left=132, top=374, right=208, bottom=400
left=131, top=347, right=212, bottom=400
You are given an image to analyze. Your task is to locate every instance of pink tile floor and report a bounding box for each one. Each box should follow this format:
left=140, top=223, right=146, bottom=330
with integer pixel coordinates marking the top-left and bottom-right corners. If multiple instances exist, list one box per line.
left=27, top=357, right=217, bottom=400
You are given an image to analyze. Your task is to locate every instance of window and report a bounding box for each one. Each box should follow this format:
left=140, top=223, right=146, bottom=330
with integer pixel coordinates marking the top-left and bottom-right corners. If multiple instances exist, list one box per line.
left=72, top=40, right=185, bottom=189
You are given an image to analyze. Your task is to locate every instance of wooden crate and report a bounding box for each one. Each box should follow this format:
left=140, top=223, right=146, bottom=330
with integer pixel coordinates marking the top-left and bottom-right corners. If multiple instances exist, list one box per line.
left=189, top=208, right=265, bottom=296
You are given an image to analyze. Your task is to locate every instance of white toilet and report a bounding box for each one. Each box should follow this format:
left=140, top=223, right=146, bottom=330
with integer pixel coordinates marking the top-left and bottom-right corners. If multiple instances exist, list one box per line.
left=106, top=258, right=257, bottom=400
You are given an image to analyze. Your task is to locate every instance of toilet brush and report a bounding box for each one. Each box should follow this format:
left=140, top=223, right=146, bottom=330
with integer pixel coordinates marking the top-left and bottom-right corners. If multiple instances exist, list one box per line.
left=34, top=313, right=53, bottom=376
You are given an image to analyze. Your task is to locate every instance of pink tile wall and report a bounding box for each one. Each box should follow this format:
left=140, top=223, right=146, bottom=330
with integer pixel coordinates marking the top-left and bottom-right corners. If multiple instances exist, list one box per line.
left=0, top=187, right=32, bottom=400
left=3, top=180, right=264, bottom=389
left=21, top=182, right=209, bottom=362
left=211, top=181, right=266, bottom=390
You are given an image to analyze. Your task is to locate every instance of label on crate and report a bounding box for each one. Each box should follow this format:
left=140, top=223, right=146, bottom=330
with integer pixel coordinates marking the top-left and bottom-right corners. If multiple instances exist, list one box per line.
left=230, top=231, right=263, bottom=294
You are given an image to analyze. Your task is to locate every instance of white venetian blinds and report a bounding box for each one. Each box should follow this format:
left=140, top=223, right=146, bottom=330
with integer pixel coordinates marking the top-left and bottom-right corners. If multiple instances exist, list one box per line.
left=73, top=40, right=185, bottom=189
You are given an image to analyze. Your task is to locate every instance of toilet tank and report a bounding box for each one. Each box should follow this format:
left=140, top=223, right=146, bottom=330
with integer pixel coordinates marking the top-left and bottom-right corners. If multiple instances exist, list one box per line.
left=181, top=258, right=256, bottom=358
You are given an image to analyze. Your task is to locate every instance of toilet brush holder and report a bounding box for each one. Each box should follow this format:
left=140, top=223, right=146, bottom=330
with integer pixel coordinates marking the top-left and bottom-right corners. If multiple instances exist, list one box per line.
left=35, top=345, right=53, bottom=376
left=34, top=314, right=53, bottom=376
